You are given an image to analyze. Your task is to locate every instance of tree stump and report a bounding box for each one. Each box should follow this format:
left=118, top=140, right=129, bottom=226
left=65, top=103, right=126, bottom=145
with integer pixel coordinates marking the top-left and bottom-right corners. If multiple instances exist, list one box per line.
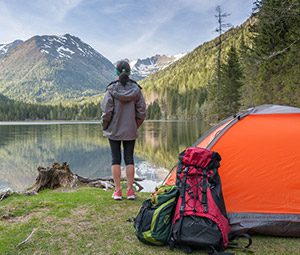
left=31, top=162, right=77, bottom=192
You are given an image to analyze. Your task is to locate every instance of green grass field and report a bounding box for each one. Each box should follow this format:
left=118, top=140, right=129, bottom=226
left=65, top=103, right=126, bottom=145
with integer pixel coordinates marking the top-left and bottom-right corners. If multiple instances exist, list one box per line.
left=0, top=188, right=299, bottom=255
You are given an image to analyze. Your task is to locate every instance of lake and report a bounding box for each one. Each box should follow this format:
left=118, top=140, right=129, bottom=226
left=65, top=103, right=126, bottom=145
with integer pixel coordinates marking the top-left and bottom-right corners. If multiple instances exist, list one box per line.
left=0, top=121, right=207, bottom=192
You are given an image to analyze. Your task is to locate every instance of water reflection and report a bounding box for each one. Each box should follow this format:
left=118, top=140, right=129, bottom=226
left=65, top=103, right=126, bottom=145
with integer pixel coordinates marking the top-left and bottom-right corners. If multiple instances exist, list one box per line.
left=136, top=121, right=206, bottom=169
left=0, top=121, right=206, bottom=192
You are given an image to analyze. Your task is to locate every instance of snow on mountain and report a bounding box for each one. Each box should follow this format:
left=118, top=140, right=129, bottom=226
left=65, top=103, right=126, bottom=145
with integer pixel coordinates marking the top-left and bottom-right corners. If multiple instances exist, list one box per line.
left=0, top=40, right=23, bottom=58
left=36, top=34, right=106, bottom=61
left=129, top=53, right=187, bottom=80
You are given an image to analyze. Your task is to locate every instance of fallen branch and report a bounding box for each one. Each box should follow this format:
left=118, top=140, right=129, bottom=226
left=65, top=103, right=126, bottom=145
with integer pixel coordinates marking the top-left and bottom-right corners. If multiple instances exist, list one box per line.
left=0, top=190, right=12, bottom=201
left=86, top=180, right=114, bottom=190
left=16, top=228, right=38, bottom=248
left=76, top=175, right=145, bottom=191
left=134, top=181, right=144, bottom=192
left=76, top=175, right=145, bottom=183
left=263, top=38, right=300, bottom=60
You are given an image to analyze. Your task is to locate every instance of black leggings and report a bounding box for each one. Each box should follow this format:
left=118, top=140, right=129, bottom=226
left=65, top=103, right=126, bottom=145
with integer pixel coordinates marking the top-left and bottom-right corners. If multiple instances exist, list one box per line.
left=109, top=139, right=135, bottom=165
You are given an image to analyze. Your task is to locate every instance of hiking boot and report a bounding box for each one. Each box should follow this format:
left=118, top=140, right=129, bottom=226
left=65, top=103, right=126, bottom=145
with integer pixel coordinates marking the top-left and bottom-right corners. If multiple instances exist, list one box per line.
left=112, top=189, right=122, bottom=200
left=126, top=188, right=136, bottom=200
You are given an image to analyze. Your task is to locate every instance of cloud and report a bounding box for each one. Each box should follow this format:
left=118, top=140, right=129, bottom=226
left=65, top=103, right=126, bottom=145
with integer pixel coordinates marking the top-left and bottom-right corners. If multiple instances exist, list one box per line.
left=89, top=1, right=225, bottom=60
left=106, top=1, right=219, bottom=60
left=0, top=0, right=83, bottom=42
left=0, top=2, right=29, bottom=42
left=98, top=3, right=130, bottom=14
left=47, top=0, right=83, bottom=21
left=172, top=0, right=230, bottom=14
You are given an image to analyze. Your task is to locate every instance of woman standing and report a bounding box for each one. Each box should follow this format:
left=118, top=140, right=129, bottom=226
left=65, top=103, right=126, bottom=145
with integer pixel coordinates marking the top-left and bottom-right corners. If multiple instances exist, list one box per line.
left=101, top=60, right=146, bottom=200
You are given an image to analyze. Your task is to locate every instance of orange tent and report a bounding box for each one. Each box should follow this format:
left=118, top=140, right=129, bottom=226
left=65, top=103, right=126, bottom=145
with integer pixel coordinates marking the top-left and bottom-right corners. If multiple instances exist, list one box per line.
left=165, top=105, right=300, bottom=236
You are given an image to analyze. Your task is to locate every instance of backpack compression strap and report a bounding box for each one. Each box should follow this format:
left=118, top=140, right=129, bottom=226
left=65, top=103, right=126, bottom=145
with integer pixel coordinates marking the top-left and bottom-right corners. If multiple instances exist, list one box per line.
left=201, top=167, right=208, bottom=213
left=228, top=233, right=252, bottom=249
left=177, top=166, right=189, bottom=241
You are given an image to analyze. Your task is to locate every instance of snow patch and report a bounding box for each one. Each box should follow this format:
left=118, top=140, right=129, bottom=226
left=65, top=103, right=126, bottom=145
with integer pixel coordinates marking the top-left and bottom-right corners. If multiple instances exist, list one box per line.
left=59, top=35, right=68, bottom=41
left=40, top=49, right=49, bottom=54
left=174, top=52, right=187, bottom=60
left=77, top=47, right=85, bottom=54
left=57, top=46, right=75, bottom=55
left=0, top=44, right=9, bottom=53
left=58, top=52, right=72, bottom=59
left=129, top=59, right=137, bottom=68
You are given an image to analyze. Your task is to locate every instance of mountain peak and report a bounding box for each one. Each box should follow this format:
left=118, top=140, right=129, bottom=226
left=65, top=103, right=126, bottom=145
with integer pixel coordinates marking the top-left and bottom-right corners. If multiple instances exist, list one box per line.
left=129, top=53, right=187, bottom=80
left=28, top=34, right=104, bottom=61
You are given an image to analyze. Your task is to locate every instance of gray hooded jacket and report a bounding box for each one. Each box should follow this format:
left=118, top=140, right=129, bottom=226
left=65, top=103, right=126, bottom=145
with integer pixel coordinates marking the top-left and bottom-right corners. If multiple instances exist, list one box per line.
left=101, top=80, right=146, bottom=140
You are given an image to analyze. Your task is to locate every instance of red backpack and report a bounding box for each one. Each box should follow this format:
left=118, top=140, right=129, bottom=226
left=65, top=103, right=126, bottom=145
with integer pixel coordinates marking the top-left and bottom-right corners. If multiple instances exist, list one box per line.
left=170, top=147, right=231, bottom=254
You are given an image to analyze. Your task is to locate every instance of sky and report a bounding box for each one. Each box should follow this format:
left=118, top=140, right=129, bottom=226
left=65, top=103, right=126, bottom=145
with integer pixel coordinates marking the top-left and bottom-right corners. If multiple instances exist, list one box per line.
left=0, top=0, right=254, bottom=62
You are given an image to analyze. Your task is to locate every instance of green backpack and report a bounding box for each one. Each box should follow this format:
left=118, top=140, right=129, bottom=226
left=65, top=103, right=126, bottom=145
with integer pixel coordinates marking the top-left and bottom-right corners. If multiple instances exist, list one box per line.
left=134, top=185, right=178, bottom=245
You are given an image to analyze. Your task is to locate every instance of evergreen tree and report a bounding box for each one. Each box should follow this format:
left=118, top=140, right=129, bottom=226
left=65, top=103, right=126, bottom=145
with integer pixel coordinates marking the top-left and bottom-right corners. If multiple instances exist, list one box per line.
left=146, top=100, right=162, bottom=120
left=239, top=32, right=258, bottom=108
left=219, top=46, right=243, bottom=118
left=244, top=0, right=300, bottom=106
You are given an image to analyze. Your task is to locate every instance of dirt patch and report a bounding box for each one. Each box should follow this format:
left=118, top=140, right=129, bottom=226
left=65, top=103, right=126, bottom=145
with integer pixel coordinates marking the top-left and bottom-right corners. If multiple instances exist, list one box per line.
left=1, top=208, right=49, bottom=223
left=71, top=207, right=90, bottom=217
left=46, top=207, right=96, bottom=233
left=53, top=187, right=79, bottom=193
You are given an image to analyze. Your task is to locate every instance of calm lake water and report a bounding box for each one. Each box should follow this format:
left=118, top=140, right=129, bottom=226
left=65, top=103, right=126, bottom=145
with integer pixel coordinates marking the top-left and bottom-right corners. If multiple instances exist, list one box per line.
left=0, top=121, right=207, bottom=192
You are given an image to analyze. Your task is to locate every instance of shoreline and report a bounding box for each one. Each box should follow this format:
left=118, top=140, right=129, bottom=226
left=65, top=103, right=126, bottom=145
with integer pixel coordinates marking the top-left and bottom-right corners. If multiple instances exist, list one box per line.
left=0, top=120, right=101, bottom=126
left=0, top=119, right=202, bottom=126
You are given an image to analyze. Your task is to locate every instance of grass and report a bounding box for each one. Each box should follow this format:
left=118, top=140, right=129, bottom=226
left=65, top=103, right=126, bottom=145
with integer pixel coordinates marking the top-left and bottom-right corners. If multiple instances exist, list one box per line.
left=0, top=188, right=299, bottom=255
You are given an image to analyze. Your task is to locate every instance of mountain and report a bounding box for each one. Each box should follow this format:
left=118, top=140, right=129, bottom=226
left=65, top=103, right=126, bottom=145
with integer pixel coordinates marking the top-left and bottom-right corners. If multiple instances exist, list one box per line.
left=141, top=20, right=253, bottom=119
left=0, top=34, right=115, bottom=103
left=0, top=40, right=23, bottom=58
left=129, top=54, right=186, bottom=80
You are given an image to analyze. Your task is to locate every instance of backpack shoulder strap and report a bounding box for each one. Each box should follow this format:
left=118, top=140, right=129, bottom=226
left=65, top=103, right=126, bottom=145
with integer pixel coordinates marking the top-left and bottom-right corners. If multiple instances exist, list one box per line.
left=105, top=80, right=118, bottom=91
left=129, top=79, right=142, bottom=89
